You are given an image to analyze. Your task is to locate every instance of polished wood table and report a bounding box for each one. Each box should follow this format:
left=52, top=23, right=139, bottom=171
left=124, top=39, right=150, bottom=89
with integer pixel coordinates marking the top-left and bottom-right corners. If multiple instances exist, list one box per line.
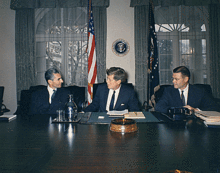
left=1, top=113, right=220, bottom=173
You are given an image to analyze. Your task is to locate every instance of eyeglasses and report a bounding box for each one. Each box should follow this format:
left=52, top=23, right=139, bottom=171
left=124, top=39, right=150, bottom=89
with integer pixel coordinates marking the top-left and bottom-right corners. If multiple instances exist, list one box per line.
left=171, top=78, right=182, bottom=81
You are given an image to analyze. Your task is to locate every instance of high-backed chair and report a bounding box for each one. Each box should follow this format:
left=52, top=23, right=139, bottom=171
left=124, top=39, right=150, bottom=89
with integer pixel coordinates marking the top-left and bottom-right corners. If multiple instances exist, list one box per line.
left=0, top=86, right=4, bottom=115
left=0, top=86, right=10, bottom=115
left=16, top=85, right=86, bottom=115
left=66, top=85, right=86, bottom=112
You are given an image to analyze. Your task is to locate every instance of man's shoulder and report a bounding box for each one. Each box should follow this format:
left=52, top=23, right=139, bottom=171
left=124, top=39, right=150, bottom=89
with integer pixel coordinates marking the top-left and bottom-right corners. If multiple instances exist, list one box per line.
left=163, top=85, right=176, bottom=92
left=32, top=87, right=47, bottom=95
left=96, top=83, right=108, bottom=90
left=121, top=83, right=134, bottom=90
left=189, top=84, right=205, bottom=94
left=57, top=87, right=71, bottom=94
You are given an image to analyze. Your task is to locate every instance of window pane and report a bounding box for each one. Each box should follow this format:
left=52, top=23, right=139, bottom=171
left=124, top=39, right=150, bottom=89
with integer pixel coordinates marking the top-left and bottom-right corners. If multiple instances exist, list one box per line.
left=180, top=40, right=190, bottom=54
left=159, top=70, right=172, bottom=84
left=158, top=40, right=173, bottom=54
left=180, top=55, right=192, bottom=67
left=160, top=55, right=172, bottom=70
left=202, top=39, right=206, bottom=54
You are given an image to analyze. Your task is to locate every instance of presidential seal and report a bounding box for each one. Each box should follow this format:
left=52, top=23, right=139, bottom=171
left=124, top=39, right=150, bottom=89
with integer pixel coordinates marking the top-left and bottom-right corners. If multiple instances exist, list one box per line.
left=112, top=39, right=130, bottom=57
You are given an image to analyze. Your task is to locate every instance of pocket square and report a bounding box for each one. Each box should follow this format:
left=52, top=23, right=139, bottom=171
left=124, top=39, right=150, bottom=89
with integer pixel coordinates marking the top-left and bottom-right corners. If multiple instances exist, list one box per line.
left=121, top=104, right=125, bottom=106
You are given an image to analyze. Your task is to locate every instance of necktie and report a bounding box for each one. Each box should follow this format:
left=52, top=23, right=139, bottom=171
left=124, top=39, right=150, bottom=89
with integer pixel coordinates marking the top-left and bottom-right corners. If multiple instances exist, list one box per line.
left=109, top=91, right=115, bottom=111
left=51, top=90, right=56, bottom=103
left=181, top=90, right=185, bottom=106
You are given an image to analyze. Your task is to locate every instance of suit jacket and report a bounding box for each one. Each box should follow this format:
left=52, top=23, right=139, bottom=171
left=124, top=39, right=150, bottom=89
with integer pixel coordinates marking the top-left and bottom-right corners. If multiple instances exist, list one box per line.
left=155, top=84, right=220, bottom=114
left=29, top=87, right=70, bottom=115
left=84, top=83, right=140, bottom=112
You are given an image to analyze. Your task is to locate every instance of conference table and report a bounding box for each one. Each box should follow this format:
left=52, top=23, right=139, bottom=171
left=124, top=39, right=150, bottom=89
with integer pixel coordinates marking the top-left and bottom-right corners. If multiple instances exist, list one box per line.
left=1, top=112, right=220, bottom=173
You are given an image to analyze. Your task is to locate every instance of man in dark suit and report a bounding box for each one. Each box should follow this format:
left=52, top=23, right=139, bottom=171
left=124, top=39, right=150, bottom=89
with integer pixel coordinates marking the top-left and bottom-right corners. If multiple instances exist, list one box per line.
left=84, top=67, right=140, bottom=112
left=29, top=68, right=70, bottom=115
left=155, top=66, right=219, bottom=114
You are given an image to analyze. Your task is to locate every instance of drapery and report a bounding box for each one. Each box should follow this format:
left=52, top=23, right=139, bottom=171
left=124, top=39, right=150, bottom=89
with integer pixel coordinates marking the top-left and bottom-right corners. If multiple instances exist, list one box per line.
left=208, top=4, right=220, bottom=98
left=11, top=0, right=109, bottom=101
left=15, top=9, right=36, bottom=101
left=131, top=0, right=220, bottom=105
left=134, top=5, right=149, bottom=106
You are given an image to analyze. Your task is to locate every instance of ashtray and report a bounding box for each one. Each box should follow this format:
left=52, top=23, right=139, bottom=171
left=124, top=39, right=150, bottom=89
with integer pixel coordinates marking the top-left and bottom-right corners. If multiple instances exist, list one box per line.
left=110, top=118, right=138, bottom=133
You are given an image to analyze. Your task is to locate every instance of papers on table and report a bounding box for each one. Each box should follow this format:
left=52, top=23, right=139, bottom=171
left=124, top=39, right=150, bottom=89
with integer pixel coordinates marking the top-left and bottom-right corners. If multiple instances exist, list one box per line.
left=107, top=110, right=146, bottom=119
left=107, top=109, right=128, bottom=117
left=0, top=114, right=17, bottom=122
left=124, top=112, right=145, bottom=119
left=194, top=111, right=220, bottom=127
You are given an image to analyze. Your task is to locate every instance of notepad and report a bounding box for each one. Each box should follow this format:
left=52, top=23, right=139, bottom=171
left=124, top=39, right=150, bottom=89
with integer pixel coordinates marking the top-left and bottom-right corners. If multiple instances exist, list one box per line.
left=0, top=115, right=17, bottom=122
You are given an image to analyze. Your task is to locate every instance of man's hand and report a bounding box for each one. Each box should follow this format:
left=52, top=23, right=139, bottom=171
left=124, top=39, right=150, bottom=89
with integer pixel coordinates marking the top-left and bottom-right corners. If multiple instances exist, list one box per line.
left=184, top=105, right=199, bottom=112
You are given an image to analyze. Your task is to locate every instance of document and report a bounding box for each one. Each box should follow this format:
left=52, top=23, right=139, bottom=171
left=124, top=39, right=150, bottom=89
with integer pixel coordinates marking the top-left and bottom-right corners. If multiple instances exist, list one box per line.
left=107, top=109, right=128, bottom=117
left=194, top=111, right=220, bottom=127
left=124, top=112, right=146, bottom=119
left=194, top=111, right=220, bottom=121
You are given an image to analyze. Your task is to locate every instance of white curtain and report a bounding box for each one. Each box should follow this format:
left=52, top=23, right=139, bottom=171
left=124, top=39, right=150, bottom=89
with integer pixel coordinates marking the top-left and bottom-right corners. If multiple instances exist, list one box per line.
left=35, top=8, right=89, bottom=87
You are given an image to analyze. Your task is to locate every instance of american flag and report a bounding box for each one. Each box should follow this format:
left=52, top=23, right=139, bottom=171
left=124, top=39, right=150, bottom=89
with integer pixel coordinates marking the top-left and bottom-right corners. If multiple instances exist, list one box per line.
left=87, top=0, right=97, bottom=104
left=148, top=1, right=159, bottom=107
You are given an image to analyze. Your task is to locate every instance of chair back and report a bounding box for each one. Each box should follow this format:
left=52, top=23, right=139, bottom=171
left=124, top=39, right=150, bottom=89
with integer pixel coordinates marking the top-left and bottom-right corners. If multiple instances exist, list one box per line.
left=154, top=85, right=171, bottom=103
left=0, top=86, right=4, bottom=115
left=93, top=82, right=134, bottom=99
left=194, top=84, right=213, bottom=98
left=66, top=86, right=86, bottom=112
left=153, top=84, right=214, bottom=105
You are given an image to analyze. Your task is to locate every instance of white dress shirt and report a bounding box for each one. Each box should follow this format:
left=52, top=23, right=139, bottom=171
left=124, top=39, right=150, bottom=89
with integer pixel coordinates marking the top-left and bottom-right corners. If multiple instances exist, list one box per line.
left=47, top=86, right=56, bottom=104
left=178, top=84, right=189, bottom=105
left=106, top=86, right=121, bottom=111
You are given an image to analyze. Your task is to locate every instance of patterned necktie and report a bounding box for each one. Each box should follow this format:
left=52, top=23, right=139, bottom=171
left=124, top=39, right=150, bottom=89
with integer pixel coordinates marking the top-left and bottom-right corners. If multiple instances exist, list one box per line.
left=109, top=91, right=115, bottom=111
left=51, top=90, right=56, bottom=103
left=181, top=90, right=185, bottom=106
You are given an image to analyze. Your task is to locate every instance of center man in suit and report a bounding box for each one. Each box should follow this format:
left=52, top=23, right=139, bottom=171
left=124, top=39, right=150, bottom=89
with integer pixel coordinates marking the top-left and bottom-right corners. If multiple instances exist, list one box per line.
left=155, top=66, right=219, bottom=114
left=84, top=67, right=140, bottom=112
left=29, top=68, right=70, bottom=115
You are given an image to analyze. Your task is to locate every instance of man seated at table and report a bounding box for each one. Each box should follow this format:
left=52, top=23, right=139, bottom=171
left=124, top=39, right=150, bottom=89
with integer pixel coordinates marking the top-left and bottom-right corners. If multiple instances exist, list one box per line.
left=29, top=68, right=70, bottom=115
left=155, top=66, right=219, bottom=114
left=84, top=67, right=140, bottom=112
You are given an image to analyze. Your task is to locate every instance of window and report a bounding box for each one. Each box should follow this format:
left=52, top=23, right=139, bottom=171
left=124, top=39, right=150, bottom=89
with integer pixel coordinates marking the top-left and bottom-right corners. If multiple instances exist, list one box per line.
left=35, top=8, right=88, bottom=87
left=155, top=6, right=208, bottom=85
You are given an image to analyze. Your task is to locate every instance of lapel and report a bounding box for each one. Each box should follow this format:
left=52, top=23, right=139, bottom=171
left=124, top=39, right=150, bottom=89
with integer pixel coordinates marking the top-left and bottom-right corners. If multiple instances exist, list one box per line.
left=103, top=85, right=109, bottom=108
left=172, top=87, right=183, bottom=106
left=114, top=84, right=124, bottom=109
left=187, top=84, right=193, bottom=106
left=43, top=87, right=50, bottom=105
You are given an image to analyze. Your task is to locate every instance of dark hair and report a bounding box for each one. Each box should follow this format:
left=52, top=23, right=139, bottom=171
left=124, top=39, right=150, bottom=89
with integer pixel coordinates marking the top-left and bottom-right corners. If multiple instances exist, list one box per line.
left=173, top=66, right=190, bottom=79
left=45, top=68, right=60, bottom=83
left=106, top=67, right=126, bottom=83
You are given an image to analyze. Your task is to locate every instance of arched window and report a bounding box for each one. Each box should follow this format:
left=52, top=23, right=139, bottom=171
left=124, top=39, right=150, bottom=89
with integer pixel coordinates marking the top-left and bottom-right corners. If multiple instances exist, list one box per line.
left=155, top=6, right=208, bottom=85
left=35, top=8, right=88, bottom=87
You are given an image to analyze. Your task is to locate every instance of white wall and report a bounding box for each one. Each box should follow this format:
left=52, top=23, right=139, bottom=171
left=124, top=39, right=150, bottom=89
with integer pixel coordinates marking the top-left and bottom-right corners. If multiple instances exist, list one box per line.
left=107, top=0, right=135, bottom=84
left=0, top=0, right=17, bottom=114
